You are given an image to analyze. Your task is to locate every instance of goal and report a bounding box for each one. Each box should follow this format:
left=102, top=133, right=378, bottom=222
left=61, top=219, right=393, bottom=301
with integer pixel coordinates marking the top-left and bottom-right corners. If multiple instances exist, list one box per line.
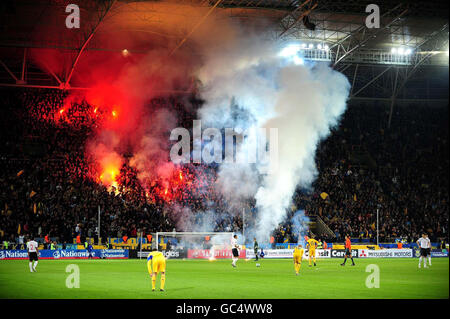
left=150, top=232, right=234, bottom=259
left=156, top=232, right=234, bottom=250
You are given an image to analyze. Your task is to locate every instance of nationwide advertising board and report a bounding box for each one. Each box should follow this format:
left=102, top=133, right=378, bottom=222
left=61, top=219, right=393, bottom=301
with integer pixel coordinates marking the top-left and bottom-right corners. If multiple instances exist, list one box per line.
left=412, top=248, right=449, bottom=258
left=0, top=249, right=129, bottom=260
left=358, top=248, right=413, bottom=258
left=431, top=250, right=449, bottom=258
left=245, top=249, right=331, bottom=259
left=187, top=249, right=246, bottom=259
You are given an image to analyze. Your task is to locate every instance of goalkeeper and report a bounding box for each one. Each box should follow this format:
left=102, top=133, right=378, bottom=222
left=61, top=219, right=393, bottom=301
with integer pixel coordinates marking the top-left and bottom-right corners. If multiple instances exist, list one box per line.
left=147, top=251, right=166, bottom=291
left=253, top=237, right=259, bottom=261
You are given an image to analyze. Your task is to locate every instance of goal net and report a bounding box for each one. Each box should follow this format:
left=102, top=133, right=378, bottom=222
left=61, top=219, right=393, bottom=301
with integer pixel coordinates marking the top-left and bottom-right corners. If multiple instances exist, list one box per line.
left=151, top=232, right=235, bottom=260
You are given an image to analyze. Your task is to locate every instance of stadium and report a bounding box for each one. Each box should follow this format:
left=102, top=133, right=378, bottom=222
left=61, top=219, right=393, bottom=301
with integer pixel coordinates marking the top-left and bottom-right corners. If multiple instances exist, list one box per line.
left=0, top=0, right=448, bottom=303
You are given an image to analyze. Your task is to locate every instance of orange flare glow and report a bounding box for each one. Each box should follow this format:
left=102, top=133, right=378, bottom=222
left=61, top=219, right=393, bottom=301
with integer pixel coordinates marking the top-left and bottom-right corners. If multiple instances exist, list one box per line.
left=110, top=181, right=119, bottom=195
left=98, top=160, right=121, bottom=195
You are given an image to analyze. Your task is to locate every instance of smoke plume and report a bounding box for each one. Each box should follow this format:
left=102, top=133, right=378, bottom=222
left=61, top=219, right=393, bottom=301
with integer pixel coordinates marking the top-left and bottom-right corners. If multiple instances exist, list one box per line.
left=196, top=30, right=350, bottom=242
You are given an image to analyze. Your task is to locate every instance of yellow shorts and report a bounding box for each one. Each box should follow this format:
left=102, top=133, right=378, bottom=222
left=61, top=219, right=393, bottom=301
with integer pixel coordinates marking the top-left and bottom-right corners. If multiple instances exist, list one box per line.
left=309, top=249, right=316, bottom=257
left=148, top=256, right=166, bottom=274
left=293, top=255, right=302, bottom=263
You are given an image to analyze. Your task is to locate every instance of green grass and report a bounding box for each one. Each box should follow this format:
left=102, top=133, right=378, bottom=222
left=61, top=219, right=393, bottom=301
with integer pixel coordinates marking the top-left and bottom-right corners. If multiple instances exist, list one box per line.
left=0, top=258, right=448, bottom=299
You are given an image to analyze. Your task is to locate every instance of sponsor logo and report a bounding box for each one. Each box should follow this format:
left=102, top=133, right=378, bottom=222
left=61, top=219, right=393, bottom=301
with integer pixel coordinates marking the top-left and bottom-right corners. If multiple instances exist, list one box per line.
left=0, top=250, right=29, bottom=258
left=101, top=249, right=127, bottom=258
left=331, top=249, right=358, bottom=258
left=414, top=248, right=421, bottom=257
left=60, top=250, right=88, bottom=258
left=0, top=251, right=4, bottom=259
left=364, top=249, right=413, bottom=258
left=163, top=250, right=180, bottom=258
left=315, top=250, right=331, bottom=258
left=430, top=250, right=449, bottom=258
left=53, top=250, right=61, bottom=259
left=359, top=249, right=367, bottom=257
left=138, top=250, right=184, bottom=259
left=188, top=249, right=245, bottom=259
left=393, top=250, right=412, bottom=257
left=246, top=249, right=330, bottom=259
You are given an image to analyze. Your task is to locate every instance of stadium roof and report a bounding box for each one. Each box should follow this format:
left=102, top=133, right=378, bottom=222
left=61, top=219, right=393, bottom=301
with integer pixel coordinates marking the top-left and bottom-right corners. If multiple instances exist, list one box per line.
left=0, top=0, right=448, bottom=50
left=0, top=0, right=448, bottom=110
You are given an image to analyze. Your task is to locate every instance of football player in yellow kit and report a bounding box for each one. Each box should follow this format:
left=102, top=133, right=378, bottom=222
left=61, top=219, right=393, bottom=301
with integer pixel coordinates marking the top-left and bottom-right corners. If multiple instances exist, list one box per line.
left=306, top=237, right=319, bottom=267
left=293, top=244, right=304, bottom=276
left=147, top=251, right=166, bottom=291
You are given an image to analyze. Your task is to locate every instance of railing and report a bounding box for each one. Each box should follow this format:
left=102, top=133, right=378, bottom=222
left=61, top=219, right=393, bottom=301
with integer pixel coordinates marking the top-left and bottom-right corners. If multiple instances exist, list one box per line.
left=310, top=215, right=336, bottom=238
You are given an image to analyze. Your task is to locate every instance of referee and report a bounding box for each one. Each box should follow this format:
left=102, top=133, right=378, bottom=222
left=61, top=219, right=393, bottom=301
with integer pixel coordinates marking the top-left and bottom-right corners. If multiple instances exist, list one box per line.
left=341, top=235, right=355, bottom=266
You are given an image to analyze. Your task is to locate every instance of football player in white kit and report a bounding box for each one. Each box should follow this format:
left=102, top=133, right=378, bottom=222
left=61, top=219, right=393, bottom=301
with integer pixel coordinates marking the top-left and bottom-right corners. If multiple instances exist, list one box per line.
left=416, top=233, right=430, bottom=268
left=231, top=235, right=239, bottom=268
left=26, top=236, right=39, bottom=272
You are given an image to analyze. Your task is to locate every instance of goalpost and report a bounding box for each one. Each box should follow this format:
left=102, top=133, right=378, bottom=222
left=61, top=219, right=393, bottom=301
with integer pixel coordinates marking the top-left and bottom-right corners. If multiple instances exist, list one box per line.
left=153, top=232, right=234, bottom=259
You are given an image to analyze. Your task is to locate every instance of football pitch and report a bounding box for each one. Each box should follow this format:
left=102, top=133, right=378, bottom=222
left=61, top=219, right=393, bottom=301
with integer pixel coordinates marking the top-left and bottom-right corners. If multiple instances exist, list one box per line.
left=0, top=258, right=448, bottom=299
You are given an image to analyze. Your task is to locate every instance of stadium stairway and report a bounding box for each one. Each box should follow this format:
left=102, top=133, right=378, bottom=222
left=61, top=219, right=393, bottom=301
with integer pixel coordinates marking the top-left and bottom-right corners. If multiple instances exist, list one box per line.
left=308, top=215, right=336, bottom=239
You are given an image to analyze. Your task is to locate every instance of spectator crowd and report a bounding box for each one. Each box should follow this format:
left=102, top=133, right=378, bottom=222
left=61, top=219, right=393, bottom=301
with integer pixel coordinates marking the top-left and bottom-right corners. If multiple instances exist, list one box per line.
left=0, top=88, right=448, bottom=247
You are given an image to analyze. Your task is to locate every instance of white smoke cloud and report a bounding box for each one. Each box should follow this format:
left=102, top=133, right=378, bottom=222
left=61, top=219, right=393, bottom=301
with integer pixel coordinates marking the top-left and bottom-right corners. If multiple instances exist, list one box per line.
left=254, top=63, right=350, bottom=241
left=196, top=35, right=350, bottom=243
